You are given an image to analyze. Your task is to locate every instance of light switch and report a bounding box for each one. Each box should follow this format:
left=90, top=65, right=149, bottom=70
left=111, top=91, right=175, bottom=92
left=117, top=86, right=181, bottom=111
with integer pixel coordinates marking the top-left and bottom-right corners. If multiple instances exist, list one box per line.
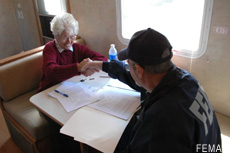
left=17, top=3, right=21, bottom=8
left=17, top=10, right=24, bottom=19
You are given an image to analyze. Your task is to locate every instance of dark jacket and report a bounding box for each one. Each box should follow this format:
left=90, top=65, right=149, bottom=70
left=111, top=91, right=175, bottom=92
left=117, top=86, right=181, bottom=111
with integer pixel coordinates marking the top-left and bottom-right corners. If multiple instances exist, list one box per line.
left=102, top=60, right=222, bottom=153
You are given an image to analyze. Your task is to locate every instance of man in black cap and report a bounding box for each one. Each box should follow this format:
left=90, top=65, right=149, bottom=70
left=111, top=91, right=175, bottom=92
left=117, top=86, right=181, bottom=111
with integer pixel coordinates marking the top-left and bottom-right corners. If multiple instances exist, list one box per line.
left=82, top=28, right=222, bottom=153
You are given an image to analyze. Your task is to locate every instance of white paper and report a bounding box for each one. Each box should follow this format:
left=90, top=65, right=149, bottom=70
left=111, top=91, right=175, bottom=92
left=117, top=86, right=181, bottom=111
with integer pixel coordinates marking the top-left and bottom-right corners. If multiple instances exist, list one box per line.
left=49, top=82, right=101, bottom=112
left=106, top=78, right=136, bottom=91
left=60, top=106, right=131, bottom=153
left=89, top=85, right=140, bottom=120
left=60, top=79, right=141, bottom=153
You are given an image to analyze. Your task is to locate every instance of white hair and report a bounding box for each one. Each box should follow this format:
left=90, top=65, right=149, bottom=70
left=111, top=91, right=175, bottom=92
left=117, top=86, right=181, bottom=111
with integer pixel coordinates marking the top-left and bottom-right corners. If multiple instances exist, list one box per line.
left=50, top=13, right=79, bottom=36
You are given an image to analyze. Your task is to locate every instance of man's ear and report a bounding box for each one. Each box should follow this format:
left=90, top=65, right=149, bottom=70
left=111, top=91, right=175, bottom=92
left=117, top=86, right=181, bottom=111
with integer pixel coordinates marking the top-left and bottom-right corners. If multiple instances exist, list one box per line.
left=134, top=64, right=144, bottom=79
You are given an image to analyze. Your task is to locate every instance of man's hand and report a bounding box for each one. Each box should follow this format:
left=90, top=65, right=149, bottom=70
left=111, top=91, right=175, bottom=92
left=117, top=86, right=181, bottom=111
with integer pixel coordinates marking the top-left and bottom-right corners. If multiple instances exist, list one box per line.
left=81, top=60, right=103, bottom=73
left=78, top=58, right=103, bottom=77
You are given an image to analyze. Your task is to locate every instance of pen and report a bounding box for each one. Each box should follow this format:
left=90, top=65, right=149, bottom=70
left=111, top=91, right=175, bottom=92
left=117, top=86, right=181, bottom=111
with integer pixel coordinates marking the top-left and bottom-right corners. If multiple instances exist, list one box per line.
left=100, top=75, right=110, bottom=78
left=54, top=90, right=69, bottom=97
left=107, top=85, right=136, bottom=92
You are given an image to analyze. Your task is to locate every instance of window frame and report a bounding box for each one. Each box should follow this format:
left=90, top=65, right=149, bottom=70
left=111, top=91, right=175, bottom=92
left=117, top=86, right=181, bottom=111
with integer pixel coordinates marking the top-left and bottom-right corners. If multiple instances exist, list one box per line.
left=116, top=0, right=214, bottom=58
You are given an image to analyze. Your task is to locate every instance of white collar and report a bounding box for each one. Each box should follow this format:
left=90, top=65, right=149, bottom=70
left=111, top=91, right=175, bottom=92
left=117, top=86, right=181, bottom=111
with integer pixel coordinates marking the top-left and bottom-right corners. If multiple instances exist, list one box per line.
left=55, top=39, right=73, bottom=53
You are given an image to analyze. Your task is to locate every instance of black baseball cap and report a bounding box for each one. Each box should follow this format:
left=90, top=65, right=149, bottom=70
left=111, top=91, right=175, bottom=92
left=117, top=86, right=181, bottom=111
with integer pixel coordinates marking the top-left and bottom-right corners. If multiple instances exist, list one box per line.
left=118, top=28, right=172, bottom=65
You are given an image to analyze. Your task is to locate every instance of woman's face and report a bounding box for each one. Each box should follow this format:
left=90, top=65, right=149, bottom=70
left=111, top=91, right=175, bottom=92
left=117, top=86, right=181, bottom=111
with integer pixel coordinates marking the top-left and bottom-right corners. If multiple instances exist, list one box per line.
left=55, top=29, right=76, bottom=50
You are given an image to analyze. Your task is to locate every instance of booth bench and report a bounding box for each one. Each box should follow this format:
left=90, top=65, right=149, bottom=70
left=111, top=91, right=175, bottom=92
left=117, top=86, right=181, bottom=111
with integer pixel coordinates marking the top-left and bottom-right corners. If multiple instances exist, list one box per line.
left=0, top=38, right=85, bottom=153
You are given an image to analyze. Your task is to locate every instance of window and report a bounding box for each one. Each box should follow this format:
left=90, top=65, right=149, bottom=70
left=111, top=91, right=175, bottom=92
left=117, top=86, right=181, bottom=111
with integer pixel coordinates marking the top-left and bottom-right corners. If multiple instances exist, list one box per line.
left=36, top=0, right=67, bottom=16
left=116, top=0, right=214, bottom=58
left=35, top=0, right=68, bottom=43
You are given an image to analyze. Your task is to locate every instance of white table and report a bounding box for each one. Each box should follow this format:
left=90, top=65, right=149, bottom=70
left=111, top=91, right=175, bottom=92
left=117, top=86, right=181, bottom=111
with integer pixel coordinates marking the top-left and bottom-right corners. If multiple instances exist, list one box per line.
left=30, top=71, right=110, bottom=126
left=30, top=71, right=140, bottom=153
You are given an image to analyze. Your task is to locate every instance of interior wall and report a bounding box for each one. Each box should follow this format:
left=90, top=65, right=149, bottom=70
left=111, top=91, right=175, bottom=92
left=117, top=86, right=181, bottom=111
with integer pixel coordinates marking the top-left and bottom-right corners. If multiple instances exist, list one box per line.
left=0, top=0, right=23, bottom=59
left=70, top=0, right=230, bottom=117
left=0, top=0, right=41, bottom=60
left=13, top=0, right=41, bottom=51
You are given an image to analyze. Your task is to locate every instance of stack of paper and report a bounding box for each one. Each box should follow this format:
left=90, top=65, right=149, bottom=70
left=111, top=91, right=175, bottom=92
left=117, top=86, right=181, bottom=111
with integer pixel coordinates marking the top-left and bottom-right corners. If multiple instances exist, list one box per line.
left=51, top=79, right=140, bottom=152
left=60, top=106, right=131, bottom=153
left=48, top=81, right=102, bottom=112
left=88, top=85, right=140, bottom=120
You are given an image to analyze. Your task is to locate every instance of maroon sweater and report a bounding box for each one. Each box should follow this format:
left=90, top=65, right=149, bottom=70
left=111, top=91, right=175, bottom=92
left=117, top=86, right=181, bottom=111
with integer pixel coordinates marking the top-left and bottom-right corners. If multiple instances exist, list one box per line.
left=38, top=40, right=107, bottom=92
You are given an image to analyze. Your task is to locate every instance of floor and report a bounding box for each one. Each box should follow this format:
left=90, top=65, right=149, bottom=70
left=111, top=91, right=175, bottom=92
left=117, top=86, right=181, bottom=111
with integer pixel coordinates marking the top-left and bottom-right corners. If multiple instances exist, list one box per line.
left=0, top=109, right=230, bottom=153
left=0, top=109, right=22, bottom=153
left=0, top=139, right=23, bottom=153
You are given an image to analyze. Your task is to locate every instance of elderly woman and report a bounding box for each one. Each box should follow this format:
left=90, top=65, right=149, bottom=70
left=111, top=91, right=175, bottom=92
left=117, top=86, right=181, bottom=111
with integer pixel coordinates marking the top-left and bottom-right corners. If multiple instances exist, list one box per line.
left=38, top=13, right=107, bottom=153
left=38, top=13, right=107, bottom=92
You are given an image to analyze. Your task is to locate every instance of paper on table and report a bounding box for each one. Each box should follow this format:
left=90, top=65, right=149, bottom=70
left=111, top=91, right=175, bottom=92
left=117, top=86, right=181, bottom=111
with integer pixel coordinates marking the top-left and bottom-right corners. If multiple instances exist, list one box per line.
left=88, top=85, right=140, bottom=120
left=60, top=79, right=141, bottom=152
left=106, top=78, right=136, bottom=91
left=60, top=106, right=131, bottom=153
left=48, top=82, right=102, bottom=112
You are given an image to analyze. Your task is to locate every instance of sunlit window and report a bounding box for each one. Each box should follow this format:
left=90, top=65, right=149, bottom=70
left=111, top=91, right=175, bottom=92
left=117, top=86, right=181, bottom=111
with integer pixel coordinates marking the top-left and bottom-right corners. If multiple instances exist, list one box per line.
left=44, top=0, right=62, bottom=15
left=36, top=0, right=67, bottom=16
left=116, top=0, right=214, bottom=58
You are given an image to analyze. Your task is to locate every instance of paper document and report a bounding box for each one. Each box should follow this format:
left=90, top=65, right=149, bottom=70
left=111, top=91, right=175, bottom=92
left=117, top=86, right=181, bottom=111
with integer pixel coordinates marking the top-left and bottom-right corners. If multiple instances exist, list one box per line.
left=106, top=78, right=136, bottom=91
left=88, top=85, right=140, bottom=120
left=61, top=106, right=131, bottom=153
left=60, top=79, right=141, bottom=153
left=49, top=82, right=101, bottom=112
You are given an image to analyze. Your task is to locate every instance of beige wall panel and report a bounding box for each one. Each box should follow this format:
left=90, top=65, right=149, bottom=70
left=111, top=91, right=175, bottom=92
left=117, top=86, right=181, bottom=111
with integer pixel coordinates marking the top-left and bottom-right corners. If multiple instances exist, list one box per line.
left=13, top=0, right=41, bottom=51
left=200, top=0, right=230, bottom=117
left=0, top=0, right=23, bottom=59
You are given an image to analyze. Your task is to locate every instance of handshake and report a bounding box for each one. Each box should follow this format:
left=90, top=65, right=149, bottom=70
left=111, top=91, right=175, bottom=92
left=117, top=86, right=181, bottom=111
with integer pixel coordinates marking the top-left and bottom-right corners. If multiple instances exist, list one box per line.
left=78, top=58, right=104, bottom=77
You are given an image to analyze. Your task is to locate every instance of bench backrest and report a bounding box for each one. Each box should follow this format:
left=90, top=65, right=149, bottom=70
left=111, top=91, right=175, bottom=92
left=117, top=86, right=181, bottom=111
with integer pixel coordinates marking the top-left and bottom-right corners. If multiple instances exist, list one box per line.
left=0, top=46, right=44, bottom=102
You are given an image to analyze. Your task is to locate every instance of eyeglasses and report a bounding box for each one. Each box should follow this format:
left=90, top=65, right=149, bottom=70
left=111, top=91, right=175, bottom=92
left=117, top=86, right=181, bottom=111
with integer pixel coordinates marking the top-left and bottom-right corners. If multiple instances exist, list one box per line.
left=125, top=64, right=130, bottom=71
left=61, top=35, right=77, bottom=42
left=125, top=63, right=136, bottom=71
